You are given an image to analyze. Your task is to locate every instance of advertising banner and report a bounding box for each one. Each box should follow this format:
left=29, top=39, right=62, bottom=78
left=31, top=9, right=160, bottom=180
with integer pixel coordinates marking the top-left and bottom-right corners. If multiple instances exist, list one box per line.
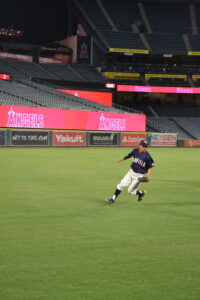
left=0, top=74, right=10, bottom=80
left=104, top=72, right=140, bottom=80
left=0, top=106, right=146, bottom=132
left=0, top=130, right=6, bottom=146
left=117, top=85, right=200, bottom=94
left=120, top=133, right=147, bottom=146
left=145, top=74, right=187, bottom=81
left=53, top=132, right=86, bottom=146
left=188, top=51, right=200, bottom=56
left=11, top=131, right=49, bottom=146
left=192, top=75, right=200, bottom=81
left=89, top=133, right=118, bottom=146
left=151, top=133, right=177, bottom=147
left=58, top=89, right=112, bottom=107
left=184, top=140, right=200, bottom=147
left=109, top=48, right=149, bottom=54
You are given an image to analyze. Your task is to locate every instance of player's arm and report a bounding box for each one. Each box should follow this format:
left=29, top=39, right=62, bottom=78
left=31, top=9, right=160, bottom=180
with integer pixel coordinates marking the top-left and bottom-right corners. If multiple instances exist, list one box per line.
left=146, top=159, right=154, bottom=177
left=147, top=167, right=153, bottom=177
left=117, top=152, right=132, bottom=163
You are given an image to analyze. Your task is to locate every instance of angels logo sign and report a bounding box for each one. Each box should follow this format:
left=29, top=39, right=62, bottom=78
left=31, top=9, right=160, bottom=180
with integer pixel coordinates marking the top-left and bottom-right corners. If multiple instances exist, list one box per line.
left=98, top=113, right=126, bottom=131
left=7, top=107, right=44, bottom=128
left=79, top=43, right=88, bottom=59
left=77, top=36, right=91, bottom=63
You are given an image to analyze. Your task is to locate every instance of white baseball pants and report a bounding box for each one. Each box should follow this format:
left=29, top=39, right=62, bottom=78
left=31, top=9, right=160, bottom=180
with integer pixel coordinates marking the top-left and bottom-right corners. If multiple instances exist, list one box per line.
left=117, top=169, right=144, bottom=195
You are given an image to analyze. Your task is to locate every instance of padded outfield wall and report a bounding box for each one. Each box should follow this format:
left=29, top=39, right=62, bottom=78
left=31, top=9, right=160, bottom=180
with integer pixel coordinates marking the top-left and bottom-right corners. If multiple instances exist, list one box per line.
left=0, top=129, right=182, bottom=147
left=1, top=129, right=199, bottom=147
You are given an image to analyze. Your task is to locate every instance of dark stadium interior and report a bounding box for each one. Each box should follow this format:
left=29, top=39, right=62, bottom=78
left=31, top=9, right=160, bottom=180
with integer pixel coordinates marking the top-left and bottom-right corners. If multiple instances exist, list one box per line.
left=0, top=0, right=200, bottom=140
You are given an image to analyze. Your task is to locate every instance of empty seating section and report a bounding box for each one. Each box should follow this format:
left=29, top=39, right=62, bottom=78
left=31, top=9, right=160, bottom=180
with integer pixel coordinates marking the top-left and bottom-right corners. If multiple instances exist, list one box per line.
left=148, top=79, right=189, bottom=87
left=101, top=30, right=145, bottom=49
left=174, top=117, right=200, bottom=139
left=0, top=59, right=27, bottom=79
left=147, top=117, right=190, bottom=140
left=143, top=2, right=191, bottom=34
left=0, top=58, right=115, bottom=112
left=71, top=64, right=106, bottom=82
left=133, top=104, right=154, bottom=116
left=153, top=105, right=200, bottom=117
left=101, top=0, right=141, bottom=31
left=195, top=4, right=200, bottom=35
left=0, top=59, right=106, bottom=82
left=0, top=80, right=64, bottom=108
left=76, top=0, right=111, bottom=30
left=0, top=79, right=122, bottom=113
left=189, top=35, right=200, bottom=51
left=75, top=0, right=200, bottom=55
left=4, top=60, right=57, bottom=80
left=42, top=64, right=83, bottom=81
left=0, top=88, right=32, bottom=107
left=193, top=81, right=200, bottom=87
left=145, top=33, right=186, bottom=55
left=147, top=113, right=200, bottom=139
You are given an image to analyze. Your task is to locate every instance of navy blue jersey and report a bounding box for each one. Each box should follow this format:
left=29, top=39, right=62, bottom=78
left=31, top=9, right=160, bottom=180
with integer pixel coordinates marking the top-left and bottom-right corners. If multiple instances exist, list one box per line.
left=126, top=148, right=154, bottom=174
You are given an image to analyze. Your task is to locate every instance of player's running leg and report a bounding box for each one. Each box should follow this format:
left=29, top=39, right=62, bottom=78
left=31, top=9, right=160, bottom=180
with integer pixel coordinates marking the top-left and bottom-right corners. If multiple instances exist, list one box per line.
left=128, top=177, right=146, bottom=201
left=105, top=170, right=133, bottom=204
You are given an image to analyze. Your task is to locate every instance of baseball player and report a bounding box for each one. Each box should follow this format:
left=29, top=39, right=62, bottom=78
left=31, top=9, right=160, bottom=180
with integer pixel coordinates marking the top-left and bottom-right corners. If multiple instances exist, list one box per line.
left=105, top=140, right=154, bottom=204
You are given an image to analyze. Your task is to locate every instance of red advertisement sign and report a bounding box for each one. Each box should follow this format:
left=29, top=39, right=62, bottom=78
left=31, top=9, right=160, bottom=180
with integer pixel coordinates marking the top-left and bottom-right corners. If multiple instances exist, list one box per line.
left=117, top=85, right=200, bottom=94
left=58, top=89, right=112, bottom=107
left=0, top=105, right=146, bottom=132
left=184, top=140, right=200, bottom=147
left=53, top=132, right=86, bottom=146
left=0, top=74, right=10, bottom=80
left=151, top=133, right=177, bottom=147
left=120, top=133, right=147, bottom=146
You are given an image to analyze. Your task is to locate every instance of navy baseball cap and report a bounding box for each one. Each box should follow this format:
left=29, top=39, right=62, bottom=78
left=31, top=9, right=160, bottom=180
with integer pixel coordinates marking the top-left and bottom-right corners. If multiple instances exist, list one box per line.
left=139, top=139, right=148, bottom=147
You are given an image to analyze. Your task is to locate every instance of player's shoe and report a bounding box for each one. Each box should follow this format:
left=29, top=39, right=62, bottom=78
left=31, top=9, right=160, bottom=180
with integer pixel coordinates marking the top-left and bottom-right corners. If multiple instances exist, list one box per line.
left=105, top=198, right=115, bottom=205
left=137, top=190, right=146, bottom=201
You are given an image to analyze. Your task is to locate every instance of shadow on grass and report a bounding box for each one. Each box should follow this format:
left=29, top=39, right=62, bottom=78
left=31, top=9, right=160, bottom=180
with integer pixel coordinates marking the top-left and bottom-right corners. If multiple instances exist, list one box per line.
left=99, top=198, right=130, bottom=207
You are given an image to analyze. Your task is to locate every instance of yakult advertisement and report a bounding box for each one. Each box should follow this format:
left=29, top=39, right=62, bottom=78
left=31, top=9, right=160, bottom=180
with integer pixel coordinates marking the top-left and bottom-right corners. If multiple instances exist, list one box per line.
left=53, top=132, right=86, bottom=146
left=0, top=105, right=146, bottom=132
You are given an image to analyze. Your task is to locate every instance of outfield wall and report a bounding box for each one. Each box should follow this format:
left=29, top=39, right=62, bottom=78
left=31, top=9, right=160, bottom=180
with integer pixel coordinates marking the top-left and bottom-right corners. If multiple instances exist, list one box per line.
left=1, top=129, right=199, bottom=147
left=3, top=129, right=196, bottom=147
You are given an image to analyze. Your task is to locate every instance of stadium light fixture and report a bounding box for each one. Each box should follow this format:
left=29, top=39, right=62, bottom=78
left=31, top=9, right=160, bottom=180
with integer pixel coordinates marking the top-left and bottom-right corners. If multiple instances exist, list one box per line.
left=0, top=28, right=24, bottom=36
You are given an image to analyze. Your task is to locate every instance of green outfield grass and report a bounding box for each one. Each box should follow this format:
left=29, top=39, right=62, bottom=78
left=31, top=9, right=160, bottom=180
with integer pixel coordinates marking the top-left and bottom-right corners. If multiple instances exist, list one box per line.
left=0, top=147, right=200, bottom=300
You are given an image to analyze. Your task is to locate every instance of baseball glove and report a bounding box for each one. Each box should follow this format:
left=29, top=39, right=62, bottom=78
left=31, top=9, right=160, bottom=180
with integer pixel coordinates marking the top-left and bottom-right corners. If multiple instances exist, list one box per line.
left=138, top=176, right=149, bottom=183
